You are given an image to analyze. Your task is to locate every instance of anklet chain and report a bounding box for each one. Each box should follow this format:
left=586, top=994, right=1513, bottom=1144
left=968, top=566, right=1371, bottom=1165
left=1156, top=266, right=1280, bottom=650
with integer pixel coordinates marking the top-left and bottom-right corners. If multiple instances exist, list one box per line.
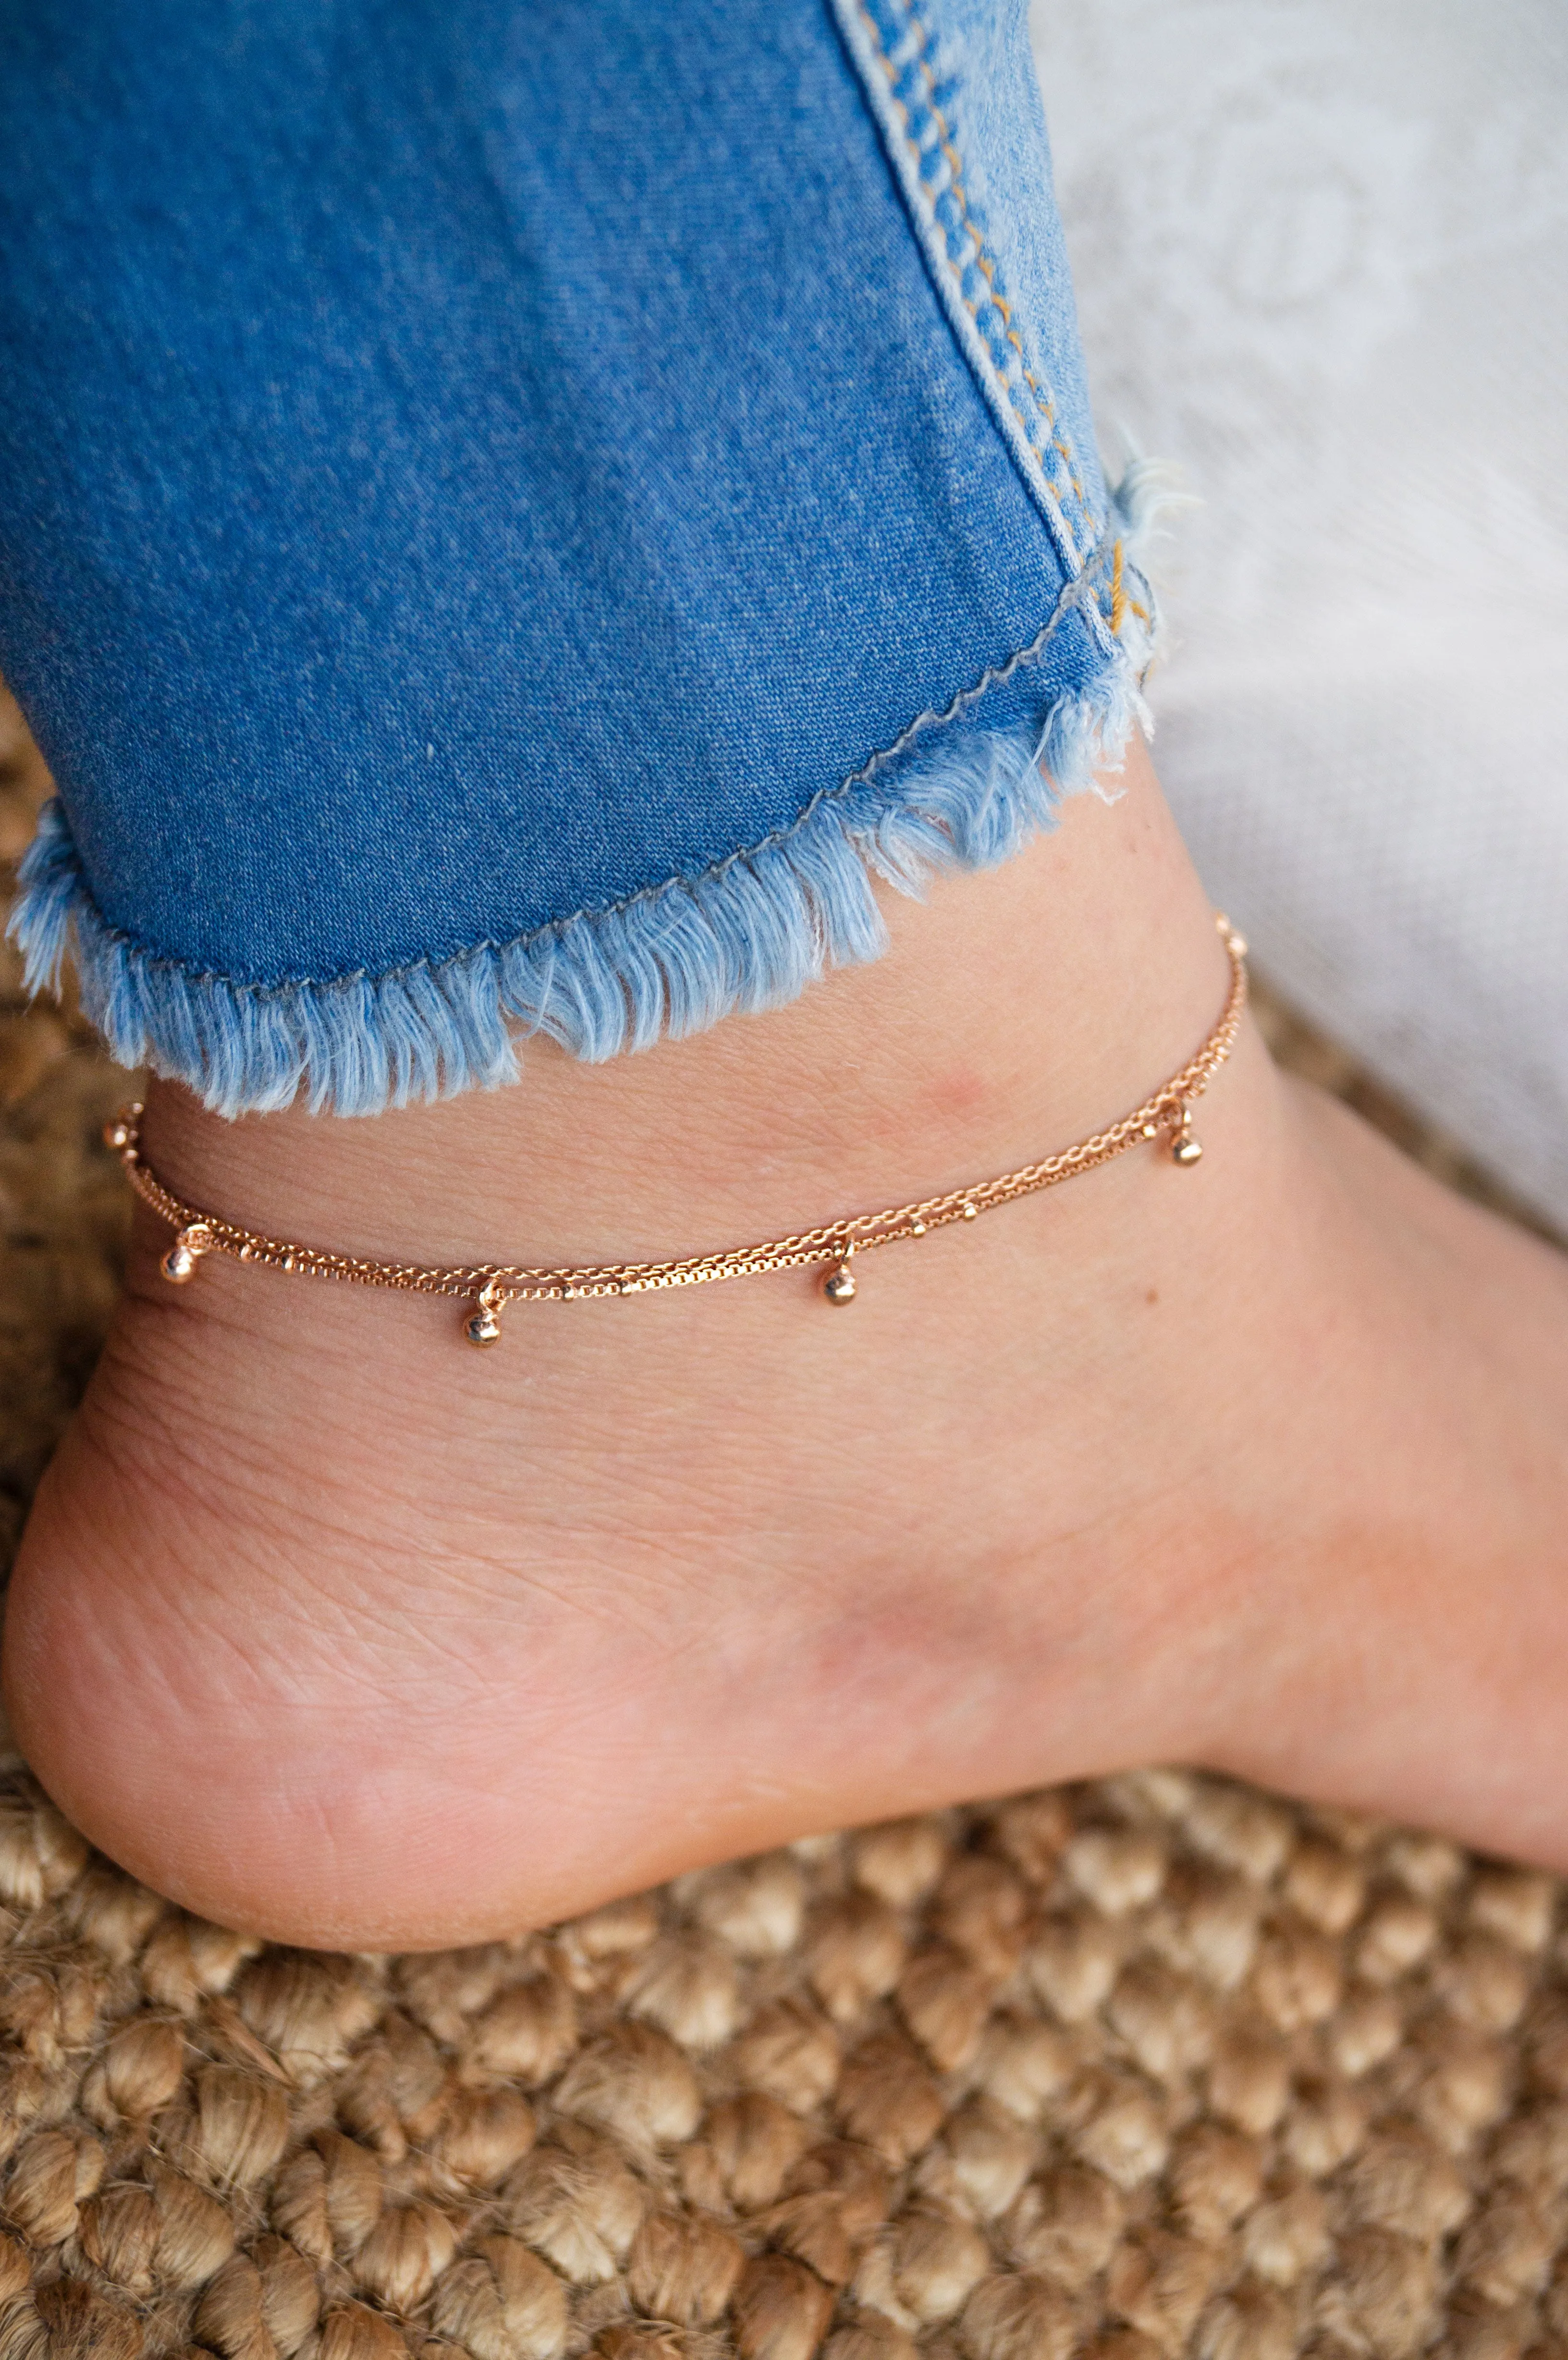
left=108, top=914, right=1249, bottom=1347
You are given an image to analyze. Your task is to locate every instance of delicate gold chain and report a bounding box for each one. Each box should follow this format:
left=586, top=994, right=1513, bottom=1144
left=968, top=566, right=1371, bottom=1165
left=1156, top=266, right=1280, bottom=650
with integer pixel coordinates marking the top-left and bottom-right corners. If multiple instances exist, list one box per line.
left=108, top=914, right=1249, bottom=1346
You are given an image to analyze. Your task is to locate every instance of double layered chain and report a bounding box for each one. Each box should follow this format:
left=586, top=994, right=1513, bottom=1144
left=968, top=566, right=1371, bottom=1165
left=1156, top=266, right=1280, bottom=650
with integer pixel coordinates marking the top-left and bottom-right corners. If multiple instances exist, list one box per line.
left=108, top=914, right=1249, bottom=1347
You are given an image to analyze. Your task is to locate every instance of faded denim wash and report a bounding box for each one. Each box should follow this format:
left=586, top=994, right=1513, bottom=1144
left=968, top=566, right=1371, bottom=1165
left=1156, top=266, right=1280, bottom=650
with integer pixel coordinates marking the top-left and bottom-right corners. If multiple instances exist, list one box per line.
left=0, top=0, right=1158, bottom=1115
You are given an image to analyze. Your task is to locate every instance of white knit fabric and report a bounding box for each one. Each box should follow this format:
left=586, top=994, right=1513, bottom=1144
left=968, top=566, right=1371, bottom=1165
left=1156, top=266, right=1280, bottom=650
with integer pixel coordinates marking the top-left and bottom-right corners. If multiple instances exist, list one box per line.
left=1032, top=0, right=1568, bottom=1228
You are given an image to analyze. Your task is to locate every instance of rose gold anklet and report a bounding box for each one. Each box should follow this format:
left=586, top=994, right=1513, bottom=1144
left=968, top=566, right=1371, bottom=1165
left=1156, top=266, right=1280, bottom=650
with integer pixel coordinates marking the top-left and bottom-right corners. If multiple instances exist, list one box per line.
left=107, top=915, right=1249, bottom=1348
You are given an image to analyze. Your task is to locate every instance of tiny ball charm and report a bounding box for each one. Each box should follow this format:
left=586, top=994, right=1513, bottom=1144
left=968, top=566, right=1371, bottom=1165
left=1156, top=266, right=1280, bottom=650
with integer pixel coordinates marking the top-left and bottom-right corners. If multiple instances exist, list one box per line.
left=465, top=1295, right=504, bottom=1347
left=1163, top=1102, right=1203, bottom=1166
left=159, top=1225, right=210, bottom=1284
left=822, top=1259, right=858, bottom=1306
left=102, top=1102, right=142, bottom=1155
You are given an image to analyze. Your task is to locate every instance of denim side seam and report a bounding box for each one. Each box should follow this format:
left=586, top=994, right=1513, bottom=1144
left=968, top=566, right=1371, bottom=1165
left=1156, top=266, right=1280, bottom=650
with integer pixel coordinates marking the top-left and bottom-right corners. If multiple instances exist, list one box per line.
left=831, top=0, right=1097, bottom=572
left=8, top=513, right=1165, bottom=1119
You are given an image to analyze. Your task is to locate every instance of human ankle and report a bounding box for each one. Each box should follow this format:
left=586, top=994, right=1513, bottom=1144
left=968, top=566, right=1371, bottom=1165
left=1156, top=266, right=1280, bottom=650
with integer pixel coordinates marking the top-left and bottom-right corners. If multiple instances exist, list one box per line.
left=134, top=740, right=1248, bottom=1277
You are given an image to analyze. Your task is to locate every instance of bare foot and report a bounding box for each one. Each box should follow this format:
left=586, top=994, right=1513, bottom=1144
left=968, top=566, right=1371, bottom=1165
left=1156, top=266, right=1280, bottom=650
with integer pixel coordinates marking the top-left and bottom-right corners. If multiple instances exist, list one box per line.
left=8, top=741, right=1568, bottom=1948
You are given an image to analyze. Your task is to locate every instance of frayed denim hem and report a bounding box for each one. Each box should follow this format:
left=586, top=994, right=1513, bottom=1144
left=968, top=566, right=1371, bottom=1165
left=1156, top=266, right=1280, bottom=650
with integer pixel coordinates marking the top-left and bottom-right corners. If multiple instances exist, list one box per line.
left=9, top=680, right=1138, bottom=1120
left=7, top=491, right=1171, bottom=1120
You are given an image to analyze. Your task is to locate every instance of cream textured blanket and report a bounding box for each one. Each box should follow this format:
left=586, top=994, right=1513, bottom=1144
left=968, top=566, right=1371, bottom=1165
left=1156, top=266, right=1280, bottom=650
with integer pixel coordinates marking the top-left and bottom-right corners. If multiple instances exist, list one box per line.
left=1035, top=0, right=1568, bottom=1231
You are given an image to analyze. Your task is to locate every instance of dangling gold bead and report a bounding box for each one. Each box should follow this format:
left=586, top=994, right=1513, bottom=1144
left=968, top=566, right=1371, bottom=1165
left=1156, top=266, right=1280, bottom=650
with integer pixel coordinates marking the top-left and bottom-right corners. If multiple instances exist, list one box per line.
left=465, top=1287, right=504, bottom=1346
left=1157, top=1101, right=1203, bottom=1166
left=159, top=1225, right=209, bottom=1285
left=822, top=1259, right=858, bottom=1305
left=103, top=1115, right=132, bottom=1153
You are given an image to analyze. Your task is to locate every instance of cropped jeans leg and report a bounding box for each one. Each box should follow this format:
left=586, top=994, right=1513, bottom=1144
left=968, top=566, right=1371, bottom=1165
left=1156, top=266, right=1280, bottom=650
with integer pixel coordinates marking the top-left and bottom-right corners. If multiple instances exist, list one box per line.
left=0, top=0, right=1160, bottom=1117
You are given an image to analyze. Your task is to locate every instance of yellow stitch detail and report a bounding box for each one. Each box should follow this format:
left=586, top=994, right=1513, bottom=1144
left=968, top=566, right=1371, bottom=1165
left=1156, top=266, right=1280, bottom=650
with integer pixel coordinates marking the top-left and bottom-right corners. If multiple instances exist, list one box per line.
left=1109, top=540, right=1127, bottom=635
left=908, top=19, right=1091, bottom=519
left=882, top=7, right=1093, bottom=526
left=864, top=21, right=1061, bottom=498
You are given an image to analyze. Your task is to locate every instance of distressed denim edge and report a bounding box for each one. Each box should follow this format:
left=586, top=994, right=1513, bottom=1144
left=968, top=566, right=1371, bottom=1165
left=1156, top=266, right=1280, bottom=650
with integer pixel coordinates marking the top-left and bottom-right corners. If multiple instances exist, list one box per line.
left=7, top=496, right=1170, bottom=1121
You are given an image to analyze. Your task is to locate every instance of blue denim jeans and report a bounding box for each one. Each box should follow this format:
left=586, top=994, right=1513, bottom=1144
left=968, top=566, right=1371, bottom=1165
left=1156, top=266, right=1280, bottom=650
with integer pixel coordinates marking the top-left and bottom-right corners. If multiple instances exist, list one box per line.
left=1, top=0, right=1156, bottom=1116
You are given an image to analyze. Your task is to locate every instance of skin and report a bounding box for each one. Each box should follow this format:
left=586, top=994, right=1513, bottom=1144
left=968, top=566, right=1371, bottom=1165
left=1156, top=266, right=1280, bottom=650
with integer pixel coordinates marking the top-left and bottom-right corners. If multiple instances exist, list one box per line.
left=7, top=737, right=1568, bottom=1949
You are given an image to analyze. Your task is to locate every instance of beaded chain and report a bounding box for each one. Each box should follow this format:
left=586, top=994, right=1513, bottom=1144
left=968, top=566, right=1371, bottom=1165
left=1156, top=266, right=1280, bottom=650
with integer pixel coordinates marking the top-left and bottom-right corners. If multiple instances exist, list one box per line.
left=107, top=915, right=1249, bottom=1348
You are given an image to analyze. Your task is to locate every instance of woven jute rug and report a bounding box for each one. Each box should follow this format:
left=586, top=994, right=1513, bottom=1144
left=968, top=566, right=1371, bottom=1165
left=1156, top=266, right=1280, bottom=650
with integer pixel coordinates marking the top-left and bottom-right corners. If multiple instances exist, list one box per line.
left=3, top=690, right=1566, bottom=2360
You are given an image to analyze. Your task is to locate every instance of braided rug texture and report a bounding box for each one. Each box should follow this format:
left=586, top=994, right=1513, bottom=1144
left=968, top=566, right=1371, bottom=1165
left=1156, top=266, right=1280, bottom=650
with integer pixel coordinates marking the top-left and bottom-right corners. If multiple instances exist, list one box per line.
left=3, top=692, right=1566, bottom=2360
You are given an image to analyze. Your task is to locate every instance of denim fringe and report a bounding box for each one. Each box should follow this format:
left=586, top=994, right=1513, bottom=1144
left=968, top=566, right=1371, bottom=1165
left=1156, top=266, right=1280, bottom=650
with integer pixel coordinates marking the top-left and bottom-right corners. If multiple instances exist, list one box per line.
left=7, top=667, right=1150, bottom=1120
left=9, top=444, right=1183, bottom=1121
